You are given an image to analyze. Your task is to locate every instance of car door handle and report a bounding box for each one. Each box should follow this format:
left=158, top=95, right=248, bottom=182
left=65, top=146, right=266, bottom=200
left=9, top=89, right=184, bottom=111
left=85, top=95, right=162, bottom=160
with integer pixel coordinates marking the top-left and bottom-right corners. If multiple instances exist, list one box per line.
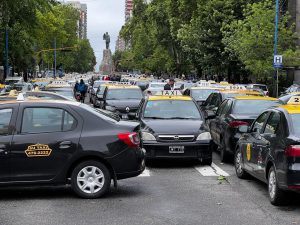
left=59, top=141, right=72, bottom=149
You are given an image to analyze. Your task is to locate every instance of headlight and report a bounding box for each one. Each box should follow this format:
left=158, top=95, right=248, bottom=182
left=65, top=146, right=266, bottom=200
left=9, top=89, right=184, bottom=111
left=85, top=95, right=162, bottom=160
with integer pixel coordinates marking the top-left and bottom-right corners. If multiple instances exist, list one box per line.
left=105, top=106, right=116, bottom=112
left=196, top=132, right=211, bottom=141
left=142, top=132, right=156, bottom=141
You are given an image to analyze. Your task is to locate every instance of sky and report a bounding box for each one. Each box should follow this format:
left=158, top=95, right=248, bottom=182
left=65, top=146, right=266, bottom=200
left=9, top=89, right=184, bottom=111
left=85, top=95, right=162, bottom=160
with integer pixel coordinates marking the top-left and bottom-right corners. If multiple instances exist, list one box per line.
left=62, top=0, right=125, bottom=71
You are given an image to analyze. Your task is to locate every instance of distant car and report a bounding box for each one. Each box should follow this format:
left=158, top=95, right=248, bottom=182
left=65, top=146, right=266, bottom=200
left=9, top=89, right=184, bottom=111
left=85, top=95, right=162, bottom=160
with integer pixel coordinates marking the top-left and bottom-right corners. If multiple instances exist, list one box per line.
left=10, top=82, right=34, bottom=92
left=208, top=96, right=282, bottom=162
left=0, top=99, right=145, bottom=198
left=24, top=91, right=74, bottom=101
left=281, top=84, right=300, bottom=96
left=184, top=87, right=220, bottom=106
left=144, top=82, right=166, bottom=96
left=247, top=84, right=269, bottom=96
left=235, top=98, right=300, bottom=205
left=279, top=92, right=300, bottom=104
left=4, top=77, right=23, bottom=85
left=99, top=85, right=144, bottom=120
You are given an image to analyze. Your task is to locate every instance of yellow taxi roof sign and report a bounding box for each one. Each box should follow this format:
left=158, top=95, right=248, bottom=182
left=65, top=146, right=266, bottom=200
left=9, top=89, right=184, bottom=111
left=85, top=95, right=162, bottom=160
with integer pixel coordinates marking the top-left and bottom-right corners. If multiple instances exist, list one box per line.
left=287, top=96, right=300, bottom=105
left=149, top=96, right=192, bottom=101
left=155, top=90, right=182, bottom=96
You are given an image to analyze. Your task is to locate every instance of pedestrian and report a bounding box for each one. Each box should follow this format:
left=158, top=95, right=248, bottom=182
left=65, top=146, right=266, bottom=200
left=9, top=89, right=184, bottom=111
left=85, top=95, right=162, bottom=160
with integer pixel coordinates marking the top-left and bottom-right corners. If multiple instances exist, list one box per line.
left=76, top=79, right=88, bottom=103
left=164, top=78, right=175, bottom=90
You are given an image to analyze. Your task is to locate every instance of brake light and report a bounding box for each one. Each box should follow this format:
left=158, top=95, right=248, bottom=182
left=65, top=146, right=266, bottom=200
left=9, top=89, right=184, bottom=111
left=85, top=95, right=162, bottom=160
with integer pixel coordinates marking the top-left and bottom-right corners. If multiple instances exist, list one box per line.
left=285, top=145, right=300, bottom=157
left=118, top=132, right=140, bottom=148
left=229, top=121, right=249, bottom=128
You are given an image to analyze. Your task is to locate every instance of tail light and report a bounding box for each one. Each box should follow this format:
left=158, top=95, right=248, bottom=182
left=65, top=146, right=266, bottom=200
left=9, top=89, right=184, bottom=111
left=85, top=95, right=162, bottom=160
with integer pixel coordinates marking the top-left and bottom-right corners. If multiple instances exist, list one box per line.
left=118, top=132, right=140, bottom=148
left=285, top=145, right=300, bottom=157
left=229, top=121, right=249, bottom=128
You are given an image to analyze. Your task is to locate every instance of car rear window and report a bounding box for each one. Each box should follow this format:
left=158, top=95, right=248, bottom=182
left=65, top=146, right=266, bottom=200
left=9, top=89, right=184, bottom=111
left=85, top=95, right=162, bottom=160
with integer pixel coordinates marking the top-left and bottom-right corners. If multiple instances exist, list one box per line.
left=232, top=100, right=281, bottom=115
left=253, top=85, right=267, bottom=91
left=106, top=89, right=143, bottom=100
left=191, top=89, right=216, bottom=100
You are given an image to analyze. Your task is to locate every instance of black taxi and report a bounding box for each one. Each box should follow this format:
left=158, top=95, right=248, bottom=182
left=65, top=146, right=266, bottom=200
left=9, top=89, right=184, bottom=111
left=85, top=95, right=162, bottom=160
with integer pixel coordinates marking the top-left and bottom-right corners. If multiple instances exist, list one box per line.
left=234, top=96, right=300, bottom=205
left=137, top=90, right=212, bottom=164
left=209, top=96, right=281, bottom=162
left=0, top=99, right=145, bottom=198
left=99, top=85, right=143, bottom=120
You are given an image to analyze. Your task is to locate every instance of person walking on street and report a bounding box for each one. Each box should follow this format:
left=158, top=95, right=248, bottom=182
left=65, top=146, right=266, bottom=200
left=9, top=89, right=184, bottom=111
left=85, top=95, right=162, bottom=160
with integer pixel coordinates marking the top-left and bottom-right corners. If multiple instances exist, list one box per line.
left=164, top=78, right=175, bottom=90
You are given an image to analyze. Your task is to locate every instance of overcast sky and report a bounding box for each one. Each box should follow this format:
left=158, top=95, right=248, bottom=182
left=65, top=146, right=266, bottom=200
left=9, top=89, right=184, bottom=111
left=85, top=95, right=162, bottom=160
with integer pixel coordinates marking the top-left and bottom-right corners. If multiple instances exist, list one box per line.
left=64, top=0, right=125, bottom=71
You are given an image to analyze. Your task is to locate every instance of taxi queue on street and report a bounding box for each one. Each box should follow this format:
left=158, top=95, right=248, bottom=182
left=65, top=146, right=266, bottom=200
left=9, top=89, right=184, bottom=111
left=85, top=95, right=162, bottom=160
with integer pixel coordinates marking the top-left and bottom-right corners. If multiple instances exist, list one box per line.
left=0, top=75, right=300, bottom=206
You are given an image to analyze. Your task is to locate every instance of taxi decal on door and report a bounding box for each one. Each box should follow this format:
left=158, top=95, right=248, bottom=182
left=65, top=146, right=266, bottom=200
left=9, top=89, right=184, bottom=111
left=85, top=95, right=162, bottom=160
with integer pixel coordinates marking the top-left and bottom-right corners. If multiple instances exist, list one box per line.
left=25, top=144, right=52, bottom=157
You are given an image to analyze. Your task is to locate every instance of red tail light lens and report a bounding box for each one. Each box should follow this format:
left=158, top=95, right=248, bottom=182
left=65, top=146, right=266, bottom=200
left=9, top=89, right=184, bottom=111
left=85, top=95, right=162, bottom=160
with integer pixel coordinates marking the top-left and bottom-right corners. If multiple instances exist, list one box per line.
left=118, top=132, right=140, bottom=148
left=229, top=121, right=249, bottom=128
left=285, top=145, right=300, bottom=157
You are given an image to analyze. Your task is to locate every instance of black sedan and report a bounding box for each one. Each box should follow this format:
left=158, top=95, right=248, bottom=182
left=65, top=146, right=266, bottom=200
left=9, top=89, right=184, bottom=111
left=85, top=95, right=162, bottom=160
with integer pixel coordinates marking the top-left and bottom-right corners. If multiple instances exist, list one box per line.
left=137, top=95, right=212, bottom=165
left=209, top=96, right=281, bottom=162
left=99, top=85, right=143, bottom=120
left=0, top=99, right=145, bottom=198
left=235, top=102, right=300, bottom=205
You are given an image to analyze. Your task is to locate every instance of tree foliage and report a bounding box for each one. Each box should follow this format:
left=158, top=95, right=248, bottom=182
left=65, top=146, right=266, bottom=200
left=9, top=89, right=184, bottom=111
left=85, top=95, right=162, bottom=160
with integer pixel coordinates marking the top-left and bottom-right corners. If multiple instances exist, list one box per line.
left=0, top=0, right=96, bottom=78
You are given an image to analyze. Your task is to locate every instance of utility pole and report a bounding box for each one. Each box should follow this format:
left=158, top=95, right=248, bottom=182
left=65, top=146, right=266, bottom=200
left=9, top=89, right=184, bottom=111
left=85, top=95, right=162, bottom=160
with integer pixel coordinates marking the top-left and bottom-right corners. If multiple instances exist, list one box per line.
left=5, top=27, right=9, bottom=79
left=274, top=0, right=280, bottom=97
left=54, top=38, right=57, bottom=78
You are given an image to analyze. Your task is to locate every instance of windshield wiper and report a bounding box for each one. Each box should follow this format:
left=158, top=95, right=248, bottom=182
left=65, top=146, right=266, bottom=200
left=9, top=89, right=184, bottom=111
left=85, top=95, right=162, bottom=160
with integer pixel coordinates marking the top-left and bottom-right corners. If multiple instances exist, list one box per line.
left=167, top=117, right=198, bottom=120
left=144, top=117, right=166, bottom=119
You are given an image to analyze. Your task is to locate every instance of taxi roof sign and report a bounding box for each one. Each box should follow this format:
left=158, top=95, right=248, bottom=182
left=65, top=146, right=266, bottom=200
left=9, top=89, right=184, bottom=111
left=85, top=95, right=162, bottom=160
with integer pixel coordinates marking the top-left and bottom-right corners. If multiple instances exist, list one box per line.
left=287, top=96, right=300, bottom=105
left=155, top=90, right=182, bottom=96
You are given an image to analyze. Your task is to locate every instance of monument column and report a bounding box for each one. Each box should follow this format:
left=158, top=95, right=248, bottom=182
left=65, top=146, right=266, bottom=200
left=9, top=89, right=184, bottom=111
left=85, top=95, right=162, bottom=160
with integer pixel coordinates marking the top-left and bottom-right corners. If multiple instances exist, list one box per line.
left=99, top=32, right=113, bottom=75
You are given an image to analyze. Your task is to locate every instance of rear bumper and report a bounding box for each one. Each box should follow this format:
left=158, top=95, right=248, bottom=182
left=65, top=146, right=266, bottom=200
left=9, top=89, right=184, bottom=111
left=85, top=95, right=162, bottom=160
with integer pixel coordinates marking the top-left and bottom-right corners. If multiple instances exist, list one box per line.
left=143, top=141, right=212, bottom=160
left=109, top=147, right=146, bottom=180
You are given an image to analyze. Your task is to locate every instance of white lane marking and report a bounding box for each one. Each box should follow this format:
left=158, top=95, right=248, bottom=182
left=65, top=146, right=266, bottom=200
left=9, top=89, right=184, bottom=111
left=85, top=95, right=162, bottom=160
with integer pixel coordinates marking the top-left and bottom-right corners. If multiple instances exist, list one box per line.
left=195, top=163, right=229, bottom=177
left=139, top=168, right=150, bottom=177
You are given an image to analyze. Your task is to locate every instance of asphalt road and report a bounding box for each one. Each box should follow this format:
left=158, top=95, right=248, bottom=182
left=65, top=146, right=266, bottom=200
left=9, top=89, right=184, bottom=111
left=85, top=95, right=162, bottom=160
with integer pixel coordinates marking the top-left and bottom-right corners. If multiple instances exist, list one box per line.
left=0, top=152, right=300, bottom=225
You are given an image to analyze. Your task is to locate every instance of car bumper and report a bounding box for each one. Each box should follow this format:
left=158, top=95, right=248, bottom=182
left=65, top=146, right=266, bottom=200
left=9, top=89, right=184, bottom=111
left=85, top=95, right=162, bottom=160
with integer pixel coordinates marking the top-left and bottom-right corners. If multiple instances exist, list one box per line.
left=109, top=147, right=146, bottom=180
left=143, top=141, right=212, bottom=160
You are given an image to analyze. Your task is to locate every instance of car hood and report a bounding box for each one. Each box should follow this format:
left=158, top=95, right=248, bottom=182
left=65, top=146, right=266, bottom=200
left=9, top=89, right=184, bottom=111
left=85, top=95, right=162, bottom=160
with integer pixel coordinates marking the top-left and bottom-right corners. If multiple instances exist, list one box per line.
left=141, top=119, right=204, bottom=135
left=106, top=99, right=142, bottom=109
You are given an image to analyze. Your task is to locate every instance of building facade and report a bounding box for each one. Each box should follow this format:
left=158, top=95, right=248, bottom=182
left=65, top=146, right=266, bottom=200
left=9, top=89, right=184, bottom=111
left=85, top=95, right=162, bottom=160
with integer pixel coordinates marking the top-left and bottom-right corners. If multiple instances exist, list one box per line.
left=115, top=35, right=126, bottom=52
left=65, top=1, right=87, bottom=39
left=125, top=0, right=134, bottom=22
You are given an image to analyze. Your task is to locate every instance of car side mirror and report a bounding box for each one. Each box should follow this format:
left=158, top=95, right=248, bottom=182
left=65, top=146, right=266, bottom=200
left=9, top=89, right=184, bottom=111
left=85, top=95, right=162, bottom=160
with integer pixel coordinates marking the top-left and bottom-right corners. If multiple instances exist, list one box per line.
left=238, top=125, right=249, bottom=133
left=205, top=110, right=216, bottom=120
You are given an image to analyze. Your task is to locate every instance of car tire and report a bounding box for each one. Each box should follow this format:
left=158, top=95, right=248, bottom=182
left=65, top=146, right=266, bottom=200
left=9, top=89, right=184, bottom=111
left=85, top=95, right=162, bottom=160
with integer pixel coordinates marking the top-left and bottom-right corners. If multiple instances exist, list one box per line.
left=234, top=147, right=249, bottom=179
left=71, top=160, right=111, bottom=199
left=268, top=166, right=288, bottom=206
left=220, top=138, right=230, bottom=163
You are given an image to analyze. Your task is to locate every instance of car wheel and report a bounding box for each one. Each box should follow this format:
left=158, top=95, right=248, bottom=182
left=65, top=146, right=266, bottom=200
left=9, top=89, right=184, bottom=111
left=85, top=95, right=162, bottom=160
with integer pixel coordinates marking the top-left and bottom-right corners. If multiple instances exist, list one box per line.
left=220, top=138, right=230, bottom=163
left=71, top=160, right=111, bottom=199
left=268, top=166, right=288, bottom=206
left=234, top=147, right=248, bottom=179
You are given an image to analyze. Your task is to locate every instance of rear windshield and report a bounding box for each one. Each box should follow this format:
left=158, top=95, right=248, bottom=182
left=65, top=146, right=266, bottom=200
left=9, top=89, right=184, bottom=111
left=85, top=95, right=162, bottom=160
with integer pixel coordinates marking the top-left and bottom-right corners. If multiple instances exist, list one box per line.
left=191, top=89, right=216, bottom=100
left=253, top=85, right=267, bottom=91
left=80, top=104, right=120, bottom=122
left=291, top=114, right=300, bottom=136
left=232, top=100, right=281, bottom=115
left=106, top=89, right=143, bottom=100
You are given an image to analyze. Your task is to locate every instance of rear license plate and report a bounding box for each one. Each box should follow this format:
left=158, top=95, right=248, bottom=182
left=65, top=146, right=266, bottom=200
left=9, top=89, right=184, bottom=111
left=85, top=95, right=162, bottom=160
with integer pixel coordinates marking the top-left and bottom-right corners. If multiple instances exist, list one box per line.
left=169, top=146, right=185, bottom=154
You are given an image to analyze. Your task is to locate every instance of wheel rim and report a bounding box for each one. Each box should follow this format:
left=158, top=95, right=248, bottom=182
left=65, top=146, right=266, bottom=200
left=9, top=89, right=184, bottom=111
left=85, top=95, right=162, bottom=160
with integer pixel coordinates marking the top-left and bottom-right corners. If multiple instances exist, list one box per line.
left=268, top=170, right=276, bottom=200
left=235, top=151, right=243, bottom=175
left=77, top=166, right=105, bottom=194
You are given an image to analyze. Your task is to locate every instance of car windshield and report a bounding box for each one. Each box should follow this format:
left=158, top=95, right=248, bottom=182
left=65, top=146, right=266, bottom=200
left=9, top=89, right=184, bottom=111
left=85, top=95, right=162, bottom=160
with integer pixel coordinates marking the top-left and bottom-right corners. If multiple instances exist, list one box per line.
left=232, top=100, right=281, bottom=115
left=106, top=89, right=143, bottom=100
left=93, top=82, right=103, bottom=88
left=191, top=89, right=216, bottom=100
left=143, top=100, right=201, bottom=119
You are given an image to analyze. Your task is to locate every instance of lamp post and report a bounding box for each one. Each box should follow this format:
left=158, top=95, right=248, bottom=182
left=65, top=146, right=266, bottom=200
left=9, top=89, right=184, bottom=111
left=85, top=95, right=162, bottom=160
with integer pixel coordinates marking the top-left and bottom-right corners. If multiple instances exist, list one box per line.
left=274, top=0, right=280, bottom=97
left=4, top=27, right=9, bottom=79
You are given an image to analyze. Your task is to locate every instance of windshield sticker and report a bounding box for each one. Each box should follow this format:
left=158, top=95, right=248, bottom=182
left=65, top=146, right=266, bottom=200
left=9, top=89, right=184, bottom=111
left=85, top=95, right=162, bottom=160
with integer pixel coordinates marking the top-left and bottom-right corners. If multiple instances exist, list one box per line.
left=25, top=144, right=52, bottom=157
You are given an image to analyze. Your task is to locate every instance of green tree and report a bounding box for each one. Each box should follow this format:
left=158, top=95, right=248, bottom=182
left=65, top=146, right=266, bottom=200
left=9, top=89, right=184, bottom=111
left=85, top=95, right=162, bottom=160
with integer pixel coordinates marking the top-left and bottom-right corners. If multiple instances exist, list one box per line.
left=222, top=0, right=297, bottom=79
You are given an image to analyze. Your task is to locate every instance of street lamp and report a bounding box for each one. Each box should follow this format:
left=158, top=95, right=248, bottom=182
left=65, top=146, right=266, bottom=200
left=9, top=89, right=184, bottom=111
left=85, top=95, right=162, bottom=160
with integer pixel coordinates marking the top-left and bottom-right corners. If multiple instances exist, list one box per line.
left=274, top=0, right=280, bottom=97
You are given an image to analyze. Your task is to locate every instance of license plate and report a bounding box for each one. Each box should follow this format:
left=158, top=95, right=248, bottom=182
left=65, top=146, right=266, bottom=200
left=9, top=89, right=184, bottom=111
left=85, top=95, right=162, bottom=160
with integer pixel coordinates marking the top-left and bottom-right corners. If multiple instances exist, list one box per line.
left=169, top=146, right=185, bottom=154
left=122, top=114, right=129, bottom=119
